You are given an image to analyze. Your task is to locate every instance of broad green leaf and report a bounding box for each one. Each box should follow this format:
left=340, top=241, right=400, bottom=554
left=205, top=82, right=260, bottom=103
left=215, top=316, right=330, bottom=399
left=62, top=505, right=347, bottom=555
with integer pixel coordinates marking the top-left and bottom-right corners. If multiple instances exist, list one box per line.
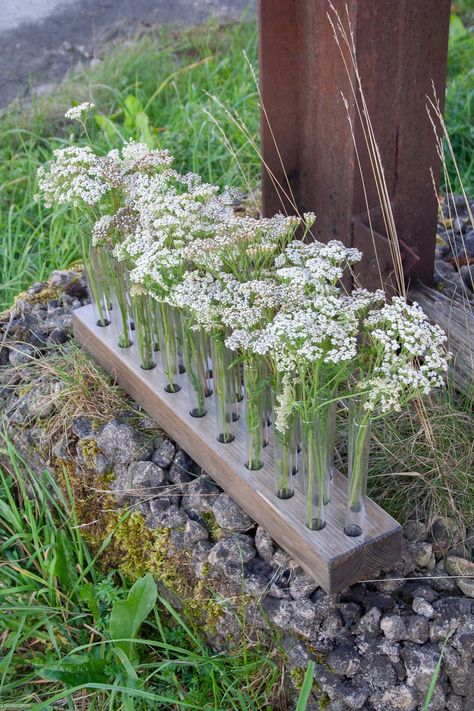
left=52, top=529, right=77, bottom=590
left=109, top=574, right=157, bottom=660
left=38, top=655, right=109, bottom=685
left=296, top=661, right=315, bottom=711
left=135, top=111, right=155, bottom=147
left=124, top=95, right=143, bottom=128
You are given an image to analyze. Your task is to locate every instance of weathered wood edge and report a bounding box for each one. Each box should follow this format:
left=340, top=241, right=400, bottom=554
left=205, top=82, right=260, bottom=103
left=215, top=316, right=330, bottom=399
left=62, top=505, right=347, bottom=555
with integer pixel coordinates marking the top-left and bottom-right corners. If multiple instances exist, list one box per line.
left=73, top=304, right=402, bottom=594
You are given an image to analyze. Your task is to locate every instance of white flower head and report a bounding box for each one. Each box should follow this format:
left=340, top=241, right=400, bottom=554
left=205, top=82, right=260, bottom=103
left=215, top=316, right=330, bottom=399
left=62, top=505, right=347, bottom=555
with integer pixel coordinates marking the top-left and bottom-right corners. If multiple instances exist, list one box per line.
left=64, top=102, right=95, bottom=121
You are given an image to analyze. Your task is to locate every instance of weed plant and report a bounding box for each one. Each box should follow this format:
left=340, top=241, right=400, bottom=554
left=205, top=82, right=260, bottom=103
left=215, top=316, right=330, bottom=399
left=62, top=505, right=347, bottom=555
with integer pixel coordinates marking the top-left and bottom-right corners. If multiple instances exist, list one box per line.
left=0, top=437, right=288, bottom=709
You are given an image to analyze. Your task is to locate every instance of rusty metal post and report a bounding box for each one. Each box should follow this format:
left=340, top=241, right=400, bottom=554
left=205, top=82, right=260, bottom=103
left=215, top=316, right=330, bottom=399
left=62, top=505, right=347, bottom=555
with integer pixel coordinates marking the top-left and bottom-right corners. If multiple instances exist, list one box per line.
left=258, top=0, right=451, bottom=289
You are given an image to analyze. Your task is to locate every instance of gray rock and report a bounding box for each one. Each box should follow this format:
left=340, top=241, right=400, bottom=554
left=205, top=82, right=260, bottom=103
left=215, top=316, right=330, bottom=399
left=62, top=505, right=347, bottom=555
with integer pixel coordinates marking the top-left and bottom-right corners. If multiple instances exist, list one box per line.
left=430, top=606, right=464, bottom=644
left=340, top=602, right=363, bottom=627
left=409, top=540, right=433, bottom=568
left=50, top=269, right=76, bottom=288
left=429, top=561, right=459, bottom=593
left=71, top=416, right=93, bottom=439
left=191, top=540, right=213, bottom=578
left=147, top=502, right=187, bottom=530
left=412, top=597, right=435, bottom=619
left=168, top=450, right=193, bottom=488
left=288, top=599, right=318, bottom=639
left=401, top=643, right=440, bottom=692
left=380, top=614, right=407, bottom=642
left=212, top=493, right=254, bottom=532
left=97, top=420, right=152, bottom=465
left=8, top=343, right=36, bottom=366
left=445, top=555, right=474, bottom=598
left=264, top=598, right=293, bottom=628
left=327, top=643, right=361, bottom=676
left=405, top=615, right=429, bottom=644
left=445, top=693, right=464, bottom=711
left=359, top=650, right=397, bottom=690
left=255, top=526, right=275, bottom=563
left=356, top=606, right=382, bottom=637
left=48, top=327, right=68, bottom=344
left=207, top=533, right=256, bottom=570
left=314, top=664, right=369, bottom=711
left=320, top=610, right=344, bottom=640
left=9, top=380, right=63, bottom=421
left=460, top=264, right=474, bottom=289
left=128, top=460, right=166, bottom=499
left=243, top=571, right=269, bottom=597
left=434, top=259, right=455, bottom=284
left=452, top=618, right=474, bottom=657
left=151, top=436, right=175, bottom=469
left=403, top=520, right=428, bottom=542
left=430, top=516, right=463, bottom=556
left=181, top=475, right=221, bottom=514
left=371, top=684, right=417, bottom=711
left=444, top=645, right=473, bottom=696
left=183, top=519, right=209, bottom=548
left=289, top=568, right=318, bottom=599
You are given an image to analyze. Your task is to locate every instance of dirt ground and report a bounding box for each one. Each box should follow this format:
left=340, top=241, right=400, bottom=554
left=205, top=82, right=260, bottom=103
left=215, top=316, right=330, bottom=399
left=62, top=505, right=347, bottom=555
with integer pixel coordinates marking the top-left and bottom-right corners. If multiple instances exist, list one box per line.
left=0, top=0, right=254, bottom=108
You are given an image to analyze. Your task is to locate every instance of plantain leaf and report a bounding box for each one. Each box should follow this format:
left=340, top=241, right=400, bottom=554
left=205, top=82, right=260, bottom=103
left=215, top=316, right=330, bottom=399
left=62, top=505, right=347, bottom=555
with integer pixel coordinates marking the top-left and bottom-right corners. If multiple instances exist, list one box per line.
left=109, top=573, right=157, bottom=660
left=39, top=654, right=109, bottom=685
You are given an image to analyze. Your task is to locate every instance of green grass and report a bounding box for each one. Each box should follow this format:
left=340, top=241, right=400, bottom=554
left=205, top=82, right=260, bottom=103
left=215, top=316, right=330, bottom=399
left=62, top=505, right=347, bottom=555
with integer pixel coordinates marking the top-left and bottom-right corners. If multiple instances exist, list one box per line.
left=1, top=12, right=473, bottom=310
left=0, top=436, right=290, bottom=710
left=0, top=20, right=260, bottom=311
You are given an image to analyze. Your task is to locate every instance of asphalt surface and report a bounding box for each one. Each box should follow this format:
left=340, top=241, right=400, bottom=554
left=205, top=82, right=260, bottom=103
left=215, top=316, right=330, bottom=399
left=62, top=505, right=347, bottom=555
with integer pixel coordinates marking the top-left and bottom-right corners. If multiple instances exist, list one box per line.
left=0, top=0, right=254, bottom=108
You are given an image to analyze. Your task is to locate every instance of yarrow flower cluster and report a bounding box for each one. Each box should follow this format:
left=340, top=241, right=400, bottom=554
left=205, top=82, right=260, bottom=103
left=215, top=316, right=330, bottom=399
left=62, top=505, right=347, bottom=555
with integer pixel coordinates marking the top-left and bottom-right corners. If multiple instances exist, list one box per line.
left=36, top=103, right=450, bottom=433
left=64, top=102, right=95, bottom=121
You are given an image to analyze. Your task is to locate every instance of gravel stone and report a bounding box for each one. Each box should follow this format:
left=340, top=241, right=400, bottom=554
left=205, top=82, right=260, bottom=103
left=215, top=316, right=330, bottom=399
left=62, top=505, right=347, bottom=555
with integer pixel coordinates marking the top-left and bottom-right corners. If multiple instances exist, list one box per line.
left=76, top=438, right=111, bottom=476
left=445, top=693, right=464, bottom=711
left=168, top=449, right=194, bottom=488
left=181, top=475, right=221, bottom=514
left=128, top=460, right=166, bottom=499
left=212, top=493, right=254, bottom=531
left=151, top=436, right=175, bottom=468
left=254, top=526, right=275, bottom=562
left=71, top=416, right=93, bottom=439
left=380, top=614, right=407, bottom=642
left=410, top=540, right=433, bottom=568
left=8, top=343, right=36, bottom=366
left=405, top=615, right=430, bottom=644
left=412, top=597, right=436, bottom=619
left=356, top=606, right=382, bottom=637
left=371, top=685, right=417, bottom=711
left=191, top=540, right=213, bottom=578
left=401, top=643, right=440, bottom=692
left=207, top=533, right=256, bottom=570
left=183, top=519, right=209, bottom=547
left=289, top=568, right=318, bottom=599
left=445, top=555, right=474, bottom=598
left=97, top=420, right=152, bottom=465
left=146, top=501, right=187, bottom=529
left=359, top=650, right=397, bottom=690
left=327, top=643, right=361, bottom=676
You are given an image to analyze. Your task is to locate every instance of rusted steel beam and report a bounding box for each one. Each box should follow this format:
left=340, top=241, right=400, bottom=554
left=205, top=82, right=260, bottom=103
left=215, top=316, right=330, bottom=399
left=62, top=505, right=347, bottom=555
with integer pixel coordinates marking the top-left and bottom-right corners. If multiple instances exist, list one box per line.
left=258, top=0, right=451, bottom=289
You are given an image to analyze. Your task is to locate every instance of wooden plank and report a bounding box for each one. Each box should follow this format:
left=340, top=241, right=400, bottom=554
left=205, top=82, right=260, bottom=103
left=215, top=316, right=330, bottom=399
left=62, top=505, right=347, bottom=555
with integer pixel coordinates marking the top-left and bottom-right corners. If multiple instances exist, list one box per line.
left=73, top=304, right=402, bottom=594
left=410, top=284, right=474, bottom=395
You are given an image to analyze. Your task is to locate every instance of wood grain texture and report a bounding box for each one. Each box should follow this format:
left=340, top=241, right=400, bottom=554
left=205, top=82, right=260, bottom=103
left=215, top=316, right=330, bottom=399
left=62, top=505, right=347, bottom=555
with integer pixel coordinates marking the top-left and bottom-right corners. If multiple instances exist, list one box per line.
left=73, top=304, right=402, bottom=593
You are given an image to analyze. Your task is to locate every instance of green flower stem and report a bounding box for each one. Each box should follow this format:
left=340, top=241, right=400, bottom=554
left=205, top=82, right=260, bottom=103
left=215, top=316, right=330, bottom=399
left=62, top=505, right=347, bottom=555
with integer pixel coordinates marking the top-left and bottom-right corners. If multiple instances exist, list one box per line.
left=211, top=337, right=236, bottom=443
left=108, top=257, right=132, bottom=348
left=182, top=316, right=209, bottom=417
left=243, top=358, right=264, bottom=470
left=158, top=303, right=180, bottom=391
left=132, top=293, right=155, bottom=370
